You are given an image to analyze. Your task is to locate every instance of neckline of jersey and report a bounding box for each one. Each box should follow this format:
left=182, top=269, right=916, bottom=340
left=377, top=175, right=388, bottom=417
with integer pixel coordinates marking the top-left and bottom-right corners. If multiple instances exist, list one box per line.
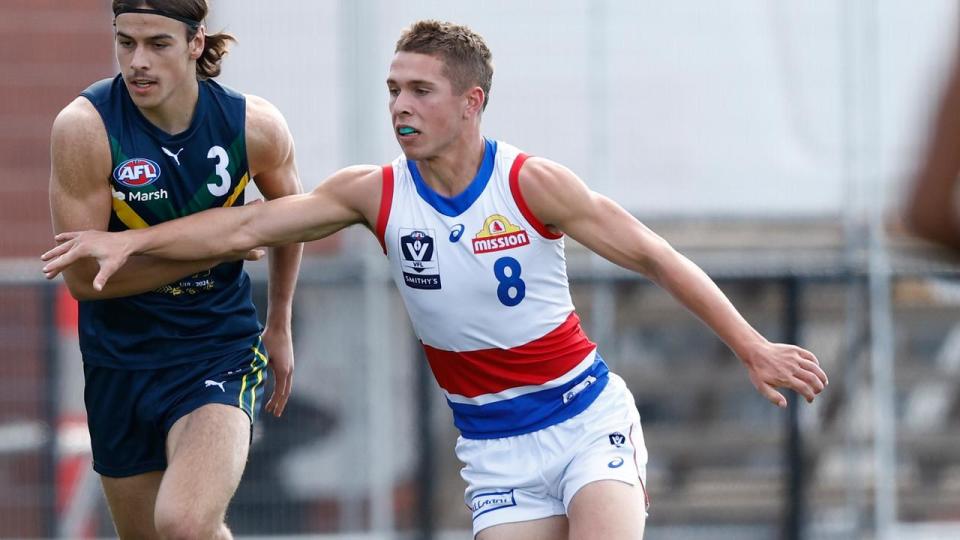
left=407, top=138, right=498, bottom=217
left=121, top=76, right=209, bottom=144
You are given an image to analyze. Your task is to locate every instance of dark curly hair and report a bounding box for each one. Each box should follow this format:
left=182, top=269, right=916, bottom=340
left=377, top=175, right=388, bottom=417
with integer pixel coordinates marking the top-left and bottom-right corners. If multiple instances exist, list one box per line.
left=112, top=0, right=236, bottom=79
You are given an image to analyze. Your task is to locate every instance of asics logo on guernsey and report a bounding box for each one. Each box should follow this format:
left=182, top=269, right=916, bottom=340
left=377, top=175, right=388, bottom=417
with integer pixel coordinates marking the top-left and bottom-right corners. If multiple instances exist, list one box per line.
left=204, top=379, right=226, bottom=392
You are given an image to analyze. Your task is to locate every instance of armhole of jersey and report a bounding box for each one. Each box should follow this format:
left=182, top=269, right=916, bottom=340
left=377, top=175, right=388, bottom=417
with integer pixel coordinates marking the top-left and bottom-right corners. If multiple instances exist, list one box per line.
left=375, top=164, right=395, bottom=255
left=509, top=153, right=563, bottom=240
left=78, top=95, right=117, bottom=177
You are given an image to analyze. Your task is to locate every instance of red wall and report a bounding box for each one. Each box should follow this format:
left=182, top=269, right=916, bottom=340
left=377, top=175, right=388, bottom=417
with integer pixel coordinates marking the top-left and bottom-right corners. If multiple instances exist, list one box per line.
left=1, top=0, right=115, bottom=257
left=0, top=2, right=114, bottom=536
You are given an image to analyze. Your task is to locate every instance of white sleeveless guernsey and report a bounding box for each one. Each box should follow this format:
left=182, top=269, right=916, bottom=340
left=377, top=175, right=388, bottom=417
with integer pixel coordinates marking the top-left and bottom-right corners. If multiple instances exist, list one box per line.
left=377, top=139, right=609, bottom=439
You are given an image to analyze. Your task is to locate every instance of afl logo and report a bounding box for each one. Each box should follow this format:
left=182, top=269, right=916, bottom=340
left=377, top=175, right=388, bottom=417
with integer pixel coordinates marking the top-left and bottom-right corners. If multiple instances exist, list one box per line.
left=114, top=158, right=161, bottom=188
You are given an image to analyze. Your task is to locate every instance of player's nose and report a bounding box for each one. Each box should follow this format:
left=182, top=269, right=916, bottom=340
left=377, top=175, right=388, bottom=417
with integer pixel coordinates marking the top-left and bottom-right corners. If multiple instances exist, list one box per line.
left=391, top=91, right=413, bottom=115
left=129, top=45, right=150, bottom=71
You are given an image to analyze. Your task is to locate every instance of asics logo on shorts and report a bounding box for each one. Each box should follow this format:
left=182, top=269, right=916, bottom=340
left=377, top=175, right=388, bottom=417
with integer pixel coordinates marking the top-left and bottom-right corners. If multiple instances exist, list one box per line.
left=204, top=379, right=226, bottom=392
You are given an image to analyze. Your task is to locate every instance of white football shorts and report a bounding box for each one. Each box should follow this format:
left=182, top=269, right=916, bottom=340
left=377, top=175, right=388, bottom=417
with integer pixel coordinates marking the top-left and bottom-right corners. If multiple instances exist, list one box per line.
left=456, top=373, right=649, bottom=535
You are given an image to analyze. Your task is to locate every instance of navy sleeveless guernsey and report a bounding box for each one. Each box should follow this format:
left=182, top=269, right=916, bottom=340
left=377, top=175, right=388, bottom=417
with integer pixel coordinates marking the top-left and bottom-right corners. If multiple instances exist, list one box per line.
left=78, top=75, right=261, bottom=369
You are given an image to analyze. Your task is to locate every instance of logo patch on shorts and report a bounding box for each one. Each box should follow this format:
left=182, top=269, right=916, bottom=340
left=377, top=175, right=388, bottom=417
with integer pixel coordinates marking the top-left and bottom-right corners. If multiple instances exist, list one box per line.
left=609, top=432, right=626, bottom=448
left=204, top=379, right=226, bottom=392
left=471, top=489, right=517, bottom=519
left=608, top=457, right=625, bottom=468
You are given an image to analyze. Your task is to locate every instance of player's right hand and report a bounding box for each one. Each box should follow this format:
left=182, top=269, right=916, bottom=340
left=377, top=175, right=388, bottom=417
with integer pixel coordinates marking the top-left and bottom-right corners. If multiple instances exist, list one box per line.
left=41, top=230, right=133, bottom=291
left=741, top=341, right=828, bottom=408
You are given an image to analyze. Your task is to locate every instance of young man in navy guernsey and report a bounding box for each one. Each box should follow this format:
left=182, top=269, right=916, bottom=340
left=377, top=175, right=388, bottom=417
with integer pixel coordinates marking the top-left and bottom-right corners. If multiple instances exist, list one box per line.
left=46, top=1, right=302, bottom=537
left=44, top=20, right=828, bottom=539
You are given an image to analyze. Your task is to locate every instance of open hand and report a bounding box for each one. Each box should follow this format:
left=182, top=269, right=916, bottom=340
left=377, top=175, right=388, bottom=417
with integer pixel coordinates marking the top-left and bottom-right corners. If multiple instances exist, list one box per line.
left=41, top=231, right=132, bottom=290
left=261, top=325, right=294, bottom=417
left=742, top=341, right=828, bottom=408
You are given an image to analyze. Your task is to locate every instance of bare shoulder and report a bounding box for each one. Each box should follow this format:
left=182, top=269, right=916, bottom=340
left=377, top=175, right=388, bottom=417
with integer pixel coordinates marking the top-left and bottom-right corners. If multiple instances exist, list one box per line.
left=245, top=94, right=288, bottom=140
left=519, top=156, right=585, bottom=194
left=51, top=97, right=108, bottom=155
left=244, top=94, right=294, bottom=175
left=50, top=97, right=110, bottom=190
left=518, top=155, right=589, bottom=204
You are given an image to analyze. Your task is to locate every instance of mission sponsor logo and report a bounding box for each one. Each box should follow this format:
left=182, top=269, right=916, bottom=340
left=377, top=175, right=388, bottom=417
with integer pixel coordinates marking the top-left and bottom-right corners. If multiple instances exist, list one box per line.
left=472, top=214, right=530, bottom=254
left=114, top=158, right=161, bottom=188
left=399, top=228, right=441, bottom=290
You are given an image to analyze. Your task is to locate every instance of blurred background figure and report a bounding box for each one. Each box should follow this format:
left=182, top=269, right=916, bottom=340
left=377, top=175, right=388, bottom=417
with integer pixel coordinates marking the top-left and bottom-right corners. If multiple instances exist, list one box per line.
left=906, top=39, right=960, bottom=252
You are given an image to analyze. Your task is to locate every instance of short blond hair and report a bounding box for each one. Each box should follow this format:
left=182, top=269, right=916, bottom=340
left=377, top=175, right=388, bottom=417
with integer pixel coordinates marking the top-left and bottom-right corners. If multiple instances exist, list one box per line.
left=395, top=20, right=493, bottom=110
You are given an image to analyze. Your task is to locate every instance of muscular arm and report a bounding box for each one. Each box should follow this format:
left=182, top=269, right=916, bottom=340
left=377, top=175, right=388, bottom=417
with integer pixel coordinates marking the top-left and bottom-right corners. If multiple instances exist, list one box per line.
left=516, top=157, right=827, bottom=406
left=905, top=44, right=960, bottom=250
left=49, top=97, right=222, bottom=301
left=135, top=164, right=377, bottom=257
left=244, top=95, right=304, bottom=417
left=246, top=97, right=304, bottom=329
left=43, top=163, right=383, bottom=289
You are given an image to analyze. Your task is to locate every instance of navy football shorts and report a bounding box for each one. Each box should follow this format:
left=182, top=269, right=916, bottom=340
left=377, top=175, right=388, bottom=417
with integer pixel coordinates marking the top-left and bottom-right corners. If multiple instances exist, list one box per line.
left=83, top=336, right=268, bottom=477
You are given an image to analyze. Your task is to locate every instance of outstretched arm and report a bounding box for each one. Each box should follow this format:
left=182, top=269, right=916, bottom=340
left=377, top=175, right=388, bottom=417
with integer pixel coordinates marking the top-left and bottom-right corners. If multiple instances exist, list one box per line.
left=48, top=98, right=230, bottom=300
left=516, top=157, right=828, bottom=407
left=43, top=164, right=382, bottom=291
left=905, top=43, right=960, bottom=250
left=245, top=95, right=305, bottom=417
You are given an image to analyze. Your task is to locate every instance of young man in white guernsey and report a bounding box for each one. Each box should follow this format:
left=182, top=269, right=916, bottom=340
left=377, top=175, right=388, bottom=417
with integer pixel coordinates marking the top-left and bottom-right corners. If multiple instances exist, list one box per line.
left=43, top=20, right=829, bottom=540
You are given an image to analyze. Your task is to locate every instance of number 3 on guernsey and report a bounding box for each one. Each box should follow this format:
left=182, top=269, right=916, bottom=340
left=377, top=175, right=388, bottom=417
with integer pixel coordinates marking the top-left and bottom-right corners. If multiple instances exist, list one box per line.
left=494, top=256, right=525, bottom=306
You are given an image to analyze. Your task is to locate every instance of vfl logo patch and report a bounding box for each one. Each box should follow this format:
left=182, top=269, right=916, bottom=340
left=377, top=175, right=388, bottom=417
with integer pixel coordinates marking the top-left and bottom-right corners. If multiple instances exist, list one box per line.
left=472, top=214, right=530, bottom=254
left=114, top=158, right=161, bottom=188
left=471, top=490, right=517, bottom=519
left=399, top=228, right=441, bottom=290
left=609, top=432, right=626, bottom=448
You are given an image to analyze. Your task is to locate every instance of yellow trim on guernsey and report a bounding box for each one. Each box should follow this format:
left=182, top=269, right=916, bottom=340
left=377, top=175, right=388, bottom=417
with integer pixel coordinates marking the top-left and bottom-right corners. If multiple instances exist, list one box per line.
left=223, top=172, right=250, bottom=208
left=112, top=198, right=150, bottom=229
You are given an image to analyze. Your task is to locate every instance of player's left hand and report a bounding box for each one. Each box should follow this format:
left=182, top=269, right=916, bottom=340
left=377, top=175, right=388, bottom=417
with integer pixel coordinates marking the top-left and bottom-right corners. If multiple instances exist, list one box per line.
left=741, top=341, right=828, bottom=408
left=261, top=324, right=294, bottom=417
left=41, top=230, right=133, bottom=289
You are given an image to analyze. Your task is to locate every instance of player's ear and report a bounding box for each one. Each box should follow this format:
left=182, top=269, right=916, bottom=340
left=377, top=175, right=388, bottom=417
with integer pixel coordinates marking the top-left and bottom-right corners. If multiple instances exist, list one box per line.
left=188, top=25, right=205, bottom=60
left=464, top=86, right=485, bottom=118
